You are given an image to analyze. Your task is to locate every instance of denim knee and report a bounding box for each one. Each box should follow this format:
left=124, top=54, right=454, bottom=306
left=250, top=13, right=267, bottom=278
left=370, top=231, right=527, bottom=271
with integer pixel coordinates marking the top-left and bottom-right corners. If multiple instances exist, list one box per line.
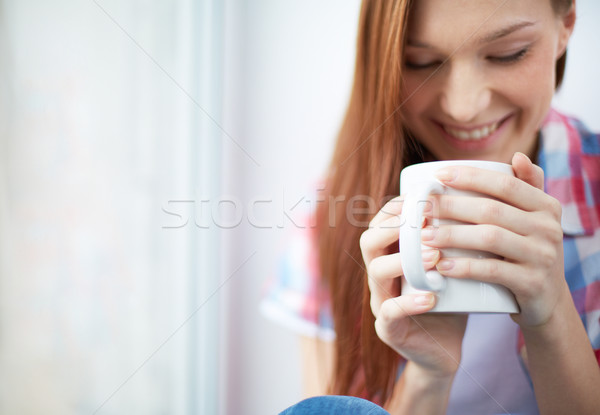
left=279, top=395, right=390, bottom=415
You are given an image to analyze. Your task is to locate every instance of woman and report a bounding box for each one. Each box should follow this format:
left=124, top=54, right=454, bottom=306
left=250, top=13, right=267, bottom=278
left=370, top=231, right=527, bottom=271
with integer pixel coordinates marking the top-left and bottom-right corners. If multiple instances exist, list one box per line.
left=263, top=0, right=600, bottom=413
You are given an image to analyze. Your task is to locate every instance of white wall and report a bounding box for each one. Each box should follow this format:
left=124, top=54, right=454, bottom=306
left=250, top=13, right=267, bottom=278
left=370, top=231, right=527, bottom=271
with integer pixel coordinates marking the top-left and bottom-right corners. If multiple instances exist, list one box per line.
left=552, top=0, right=600, bottom=130
left=220, top=1, right=361, bottom=413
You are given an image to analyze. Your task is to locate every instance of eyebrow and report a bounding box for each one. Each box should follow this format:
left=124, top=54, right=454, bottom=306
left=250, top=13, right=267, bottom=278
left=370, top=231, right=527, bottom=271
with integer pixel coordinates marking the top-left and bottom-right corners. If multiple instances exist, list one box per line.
left=480, top=20, right=537, bottom=43
left=406, top=20, right=537, bottom=48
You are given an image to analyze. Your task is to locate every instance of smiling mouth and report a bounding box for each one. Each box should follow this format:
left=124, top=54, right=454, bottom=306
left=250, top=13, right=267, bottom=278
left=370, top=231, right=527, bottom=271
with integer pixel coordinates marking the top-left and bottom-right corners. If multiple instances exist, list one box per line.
left=441, top=117, right=508, bottom=141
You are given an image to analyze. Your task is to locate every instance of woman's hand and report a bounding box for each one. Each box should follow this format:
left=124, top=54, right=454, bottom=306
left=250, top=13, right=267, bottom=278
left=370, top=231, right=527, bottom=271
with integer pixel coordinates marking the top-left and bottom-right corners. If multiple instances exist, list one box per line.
left=360, top=197, right=468, bottom=379
left=426, top=152, right=569, bottom=328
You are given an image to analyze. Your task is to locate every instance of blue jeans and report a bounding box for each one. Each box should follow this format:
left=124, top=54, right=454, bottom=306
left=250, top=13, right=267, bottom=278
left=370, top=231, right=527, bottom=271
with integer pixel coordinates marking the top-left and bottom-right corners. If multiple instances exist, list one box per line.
left=279, top=396, right=391, bottom=415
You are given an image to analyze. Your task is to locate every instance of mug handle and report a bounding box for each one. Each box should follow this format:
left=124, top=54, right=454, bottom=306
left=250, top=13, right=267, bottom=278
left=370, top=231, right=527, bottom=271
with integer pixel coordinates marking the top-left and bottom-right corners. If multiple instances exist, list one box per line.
left=399, top=181, right=446, bottom=292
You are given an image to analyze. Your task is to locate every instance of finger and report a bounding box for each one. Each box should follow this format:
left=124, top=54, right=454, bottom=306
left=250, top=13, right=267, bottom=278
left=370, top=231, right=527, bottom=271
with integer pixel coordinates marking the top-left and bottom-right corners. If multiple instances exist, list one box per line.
left=367, top=253, right=403, bottom=307
left=374, top=294, right=436, bottom=348
left=367, top=250, right=440, bottom=315
left=368, top=251, right=440, bottom=289
left=375, top=293, right=436, bottom=324
left=369, top=196, right=404, bottom=227
left=360, top=214, right=404, bottom=263
left=432, top=194, right=532, bottom=236
left=362, top=211, right=428, bottom=264
left=421, top=223, right=535, bottom=263
left=435, top=257, right=532, bottom=300
left=370, top=249, right=438, bottom=275
left=512, top=152, right=544, bottom=191
left=434, top=165, right=547, bottom=213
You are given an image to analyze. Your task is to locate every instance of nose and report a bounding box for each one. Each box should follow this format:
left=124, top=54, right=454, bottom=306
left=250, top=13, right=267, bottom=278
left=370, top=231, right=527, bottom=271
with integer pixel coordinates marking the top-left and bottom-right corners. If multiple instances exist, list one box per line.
left=439, top=62, right=491, bottom=123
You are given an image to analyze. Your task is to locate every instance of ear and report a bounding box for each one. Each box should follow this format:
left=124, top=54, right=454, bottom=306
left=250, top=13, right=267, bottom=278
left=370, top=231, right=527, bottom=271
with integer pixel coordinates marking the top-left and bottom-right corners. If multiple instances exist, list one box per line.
left=556, top=1, right=576, bottom=59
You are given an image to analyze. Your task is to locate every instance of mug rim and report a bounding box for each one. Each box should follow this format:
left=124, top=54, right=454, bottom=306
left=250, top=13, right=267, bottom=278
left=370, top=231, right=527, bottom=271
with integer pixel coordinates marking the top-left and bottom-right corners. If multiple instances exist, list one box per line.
left=401, top=160, right=513, bottom=179
left=403, top=159, right=511, bottom=169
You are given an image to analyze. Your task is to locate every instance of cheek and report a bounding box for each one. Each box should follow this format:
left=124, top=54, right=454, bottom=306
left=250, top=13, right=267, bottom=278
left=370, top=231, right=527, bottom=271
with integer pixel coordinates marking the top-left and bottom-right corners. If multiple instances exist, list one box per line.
left=401, top=77, right=436, bottom=118
left=500, top=51, right=557, bottom=115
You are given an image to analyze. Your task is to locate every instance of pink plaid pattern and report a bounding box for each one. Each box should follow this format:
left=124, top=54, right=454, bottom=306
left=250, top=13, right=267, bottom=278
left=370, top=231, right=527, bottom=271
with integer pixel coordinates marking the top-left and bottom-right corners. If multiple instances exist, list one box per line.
left=260, top=215, right=335, bottom=341
left=517, top=108, right=600, bottom=363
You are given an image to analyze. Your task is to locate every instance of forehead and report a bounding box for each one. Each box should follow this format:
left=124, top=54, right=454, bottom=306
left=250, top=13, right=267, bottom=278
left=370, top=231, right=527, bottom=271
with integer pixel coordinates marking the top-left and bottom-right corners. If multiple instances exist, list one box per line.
left=406, top=0, right=555, bottom=46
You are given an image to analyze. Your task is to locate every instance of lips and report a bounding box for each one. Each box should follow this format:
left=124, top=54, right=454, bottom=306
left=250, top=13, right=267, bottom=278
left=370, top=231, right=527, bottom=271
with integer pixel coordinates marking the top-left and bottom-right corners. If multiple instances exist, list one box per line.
left=443, top=120, right=501, bottom=141
left=432, top=114, right=514, bottom=152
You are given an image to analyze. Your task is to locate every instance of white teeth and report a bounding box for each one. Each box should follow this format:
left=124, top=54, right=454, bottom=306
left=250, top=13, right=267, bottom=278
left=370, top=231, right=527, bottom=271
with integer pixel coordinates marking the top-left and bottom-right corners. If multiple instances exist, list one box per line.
left=444, top=121, right=499, bottom=141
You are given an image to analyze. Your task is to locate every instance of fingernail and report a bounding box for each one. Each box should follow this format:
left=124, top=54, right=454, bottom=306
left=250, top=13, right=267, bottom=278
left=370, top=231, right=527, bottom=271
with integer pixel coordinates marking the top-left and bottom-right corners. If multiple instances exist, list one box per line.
left=421, top=227, right=435, bottom=241
left=414, top=293, right=434, bottom=306
left=437, top=259, right=454, bottom=271
left=422, top=249, right=439, bottom=262
left=435, top=168, right=457, bottom=182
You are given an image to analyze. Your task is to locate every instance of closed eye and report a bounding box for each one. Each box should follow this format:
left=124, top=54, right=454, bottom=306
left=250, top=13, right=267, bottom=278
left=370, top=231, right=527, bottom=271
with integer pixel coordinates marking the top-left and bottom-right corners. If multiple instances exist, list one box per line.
left=488, top=47, right=529, bottom=64
left=404, top=60, right=443, bottom=70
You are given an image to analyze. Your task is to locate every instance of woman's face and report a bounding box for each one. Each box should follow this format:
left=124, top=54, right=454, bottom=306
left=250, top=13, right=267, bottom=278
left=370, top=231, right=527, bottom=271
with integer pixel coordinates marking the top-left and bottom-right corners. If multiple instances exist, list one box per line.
left=401, top=0, right=574, bottom=162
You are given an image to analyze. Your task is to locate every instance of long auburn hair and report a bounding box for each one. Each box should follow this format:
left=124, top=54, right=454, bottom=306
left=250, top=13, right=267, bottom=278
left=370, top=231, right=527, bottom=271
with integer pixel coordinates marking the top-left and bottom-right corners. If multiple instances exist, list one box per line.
left=315, top=0, right=571, bottom=404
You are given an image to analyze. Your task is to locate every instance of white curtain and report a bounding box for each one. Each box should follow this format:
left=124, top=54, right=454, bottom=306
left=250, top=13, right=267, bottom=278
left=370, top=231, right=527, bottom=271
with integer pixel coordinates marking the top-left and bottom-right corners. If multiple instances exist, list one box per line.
left=0, top=0, right=221, bottom=413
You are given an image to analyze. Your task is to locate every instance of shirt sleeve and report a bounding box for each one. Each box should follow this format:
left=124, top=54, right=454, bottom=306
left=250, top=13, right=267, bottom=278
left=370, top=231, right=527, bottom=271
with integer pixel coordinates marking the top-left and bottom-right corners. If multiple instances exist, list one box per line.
left=260, top=219, right=335, bottom=341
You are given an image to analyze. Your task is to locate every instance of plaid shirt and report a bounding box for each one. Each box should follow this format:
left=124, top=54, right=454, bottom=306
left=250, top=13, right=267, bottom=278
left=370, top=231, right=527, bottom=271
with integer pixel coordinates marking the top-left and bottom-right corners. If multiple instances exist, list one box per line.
left=261, top=108, right=600, bottom=363
left=526, top=108, right=600, bottom=362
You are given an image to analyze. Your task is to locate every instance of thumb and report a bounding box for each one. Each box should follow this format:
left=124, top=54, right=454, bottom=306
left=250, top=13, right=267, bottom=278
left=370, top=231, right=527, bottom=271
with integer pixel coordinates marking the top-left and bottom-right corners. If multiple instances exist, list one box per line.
left=511, top=152, right=544, bottom=191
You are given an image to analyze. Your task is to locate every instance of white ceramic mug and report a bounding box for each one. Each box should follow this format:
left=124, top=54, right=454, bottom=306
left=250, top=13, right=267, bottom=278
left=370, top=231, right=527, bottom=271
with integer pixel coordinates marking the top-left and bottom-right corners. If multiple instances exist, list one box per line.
left=399, top=160, right=519, bottom=313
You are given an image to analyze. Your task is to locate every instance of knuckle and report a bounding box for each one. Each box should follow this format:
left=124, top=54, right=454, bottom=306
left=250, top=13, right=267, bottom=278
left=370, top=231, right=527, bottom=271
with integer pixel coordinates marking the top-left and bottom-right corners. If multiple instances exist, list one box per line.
left=479, top=200, right=502, bottom=223
left=373, top=318, right=387, bottom=341
left=536, top=245, right=557, bottom=268
left=370, top=298, right=380, bottom=318
left=480, top=226, right=501, bottom=249
left=547, top=221, right=564, bottom=244
left=359, top=229, right=371, bottom=251
left=366, top=256, right=382, bottom=278
left=462, top=168, right=476, bottom=186
left=531, top=240, right=559, bottom=269
left=440, top=195, right=453, bottom=216
left=378, top=301, right=395, bottom=324
left=462, top=259, right=473, bottom=276
left=486, top=260, right=501, bottom=280
left=437, top=226, right=451, bottom=245
left=381, top=197, right=404, bottom=217
left=532, top=215, right=563, bottom=244
left=374, top=317, right=397, bottom=347
left=526, top=272, right=544, bottom=295
left=547, top=197, right=562, bottom=221
left=499, top=174, right=518, bottom=195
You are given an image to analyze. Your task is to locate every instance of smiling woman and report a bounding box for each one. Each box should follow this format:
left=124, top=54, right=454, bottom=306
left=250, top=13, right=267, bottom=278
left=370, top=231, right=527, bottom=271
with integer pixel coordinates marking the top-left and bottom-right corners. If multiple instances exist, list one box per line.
left=401, top=1, right=572, bottom=163
left=263, top=0, right=600, bottom=414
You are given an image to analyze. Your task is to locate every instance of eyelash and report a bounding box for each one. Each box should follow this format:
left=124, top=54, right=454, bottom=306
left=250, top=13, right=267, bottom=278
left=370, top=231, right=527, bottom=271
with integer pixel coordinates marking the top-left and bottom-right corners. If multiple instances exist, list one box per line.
left=404, top=47, right=530, bottom=70
left=489, top=47, right=530, bottom=64
left=404, top=60, right=441, bottom=70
